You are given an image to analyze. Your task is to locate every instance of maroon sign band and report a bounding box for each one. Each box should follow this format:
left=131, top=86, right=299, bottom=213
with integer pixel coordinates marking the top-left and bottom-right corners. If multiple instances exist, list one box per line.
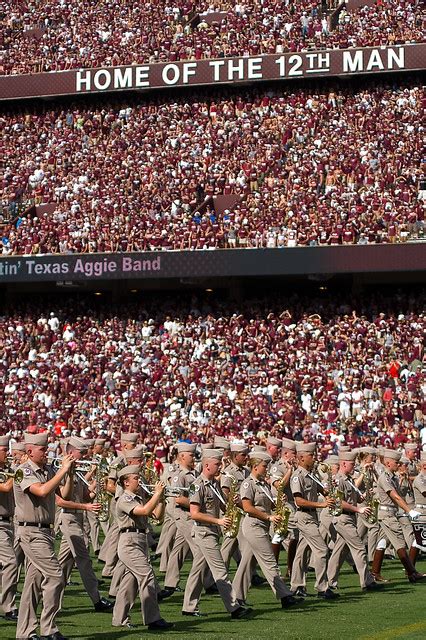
left=1, top=244, right=425, bottom=283
left=1, top=44, right=424, bottom=101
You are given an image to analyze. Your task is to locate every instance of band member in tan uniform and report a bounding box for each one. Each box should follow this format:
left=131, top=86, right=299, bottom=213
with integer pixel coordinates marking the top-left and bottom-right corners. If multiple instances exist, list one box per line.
left=14, top=431, right=74, bottom=640
left=374, top=449, right=425, bottom=583
left=99, top=432, right=138, bottom=577
left=111, top=465, right=172, bottom=631
left=57, top=436, right=113, bottom=612
left=269, top=438, right=298, bottom=568
left=0, top=435, right=18, bottom=621
left=355, top=447, right=381, bottom=563
left=290, top=442, right=338, bottom=599
left=83, top=438, right=109, bottom=555
left=327, top=450, right=381, bottom=591
left=159, top=443, right=198, bottom=599
left=410, top=451, right=426, bottom=567
left=398, top=456, right=416, bottom=549
left=232, top=451, right=297, bottom=608
left=182, top=449, right=250, bottom=619
left=220, top=443, right=249, bottom=568
left=155, top=455, right=179, bottom=571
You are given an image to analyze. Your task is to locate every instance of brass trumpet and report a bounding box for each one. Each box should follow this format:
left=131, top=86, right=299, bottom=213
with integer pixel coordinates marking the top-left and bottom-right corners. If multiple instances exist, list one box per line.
left=139, top=483, right=191, bottom=498
left=0, top=469, right=23, bottom=484
left=51, top=457, right=101, bottom=471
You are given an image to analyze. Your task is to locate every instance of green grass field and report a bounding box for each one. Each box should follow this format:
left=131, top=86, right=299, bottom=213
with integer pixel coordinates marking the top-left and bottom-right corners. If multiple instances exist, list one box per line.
left=3, top=548, right=425, bottom=640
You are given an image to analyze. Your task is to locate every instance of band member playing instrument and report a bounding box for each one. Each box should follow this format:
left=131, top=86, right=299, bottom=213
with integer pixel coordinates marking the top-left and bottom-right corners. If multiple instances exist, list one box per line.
left=182, top=449, right=250, bottom=619
left=411, top=451, right=426, bottom=567
left=0, top=435, right=19, bottom=621
left=112, top=465, right=172, bottom=631
left=14, top=432, right=74, bottom=640
left=220, top=443, right=249, bottom=568
left=374, top=449, right=425, bottom=583
left=327, top=450, right=381, bottom=591
left=232, top=451, right=297, bottom=607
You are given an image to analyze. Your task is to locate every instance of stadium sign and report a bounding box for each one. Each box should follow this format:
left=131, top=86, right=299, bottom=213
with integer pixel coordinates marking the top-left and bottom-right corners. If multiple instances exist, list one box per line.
left=1, top=244, right=425, bottom=283
left=0, top=44, right=424, bottom=101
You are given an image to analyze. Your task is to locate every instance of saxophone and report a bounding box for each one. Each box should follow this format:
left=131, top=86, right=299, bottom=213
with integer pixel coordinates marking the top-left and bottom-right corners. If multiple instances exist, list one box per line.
left=223, top=476, right=243, bottom=539
left=319, top=463, right=343, bottom=516
left=143, top=453, right=162, bottom=526
left=95, top=457, right=110, bottom=522
left=274, top=475, right=291, bottom=536
left=363, top=467, right=379, bottom=524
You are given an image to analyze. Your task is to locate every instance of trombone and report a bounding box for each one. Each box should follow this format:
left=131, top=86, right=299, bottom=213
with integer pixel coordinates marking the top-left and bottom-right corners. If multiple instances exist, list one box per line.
left=0, top=469, right=23, bottom=484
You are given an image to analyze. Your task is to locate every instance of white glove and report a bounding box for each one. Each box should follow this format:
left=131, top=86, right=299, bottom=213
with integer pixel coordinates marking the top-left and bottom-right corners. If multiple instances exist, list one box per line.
left=408, top=510, right=421, bottom=520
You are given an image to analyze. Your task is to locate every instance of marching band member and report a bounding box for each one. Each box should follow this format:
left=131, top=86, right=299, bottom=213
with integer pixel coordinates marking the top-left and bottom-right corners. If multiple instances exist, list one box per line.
left=155, top=451, right=179, bottom=571
left=112, top=465, right=172, bottom=630
left=0, top=435, right=18, bottom=621
left=220, top=443, right=249, bottom=568
left=83, top=437, right=109, bottom=556
left=374, top=449, right=425, bottom=583
left=290, top=442, right=338, bottom=599
left=327, top=450, right=381, bottom=591
left=14, top=432, right=74, bottom=640
left=181, top=449, right=250, bottom=619
left=57, top=436, right=113, bottom=612
left=232, top=451, right=297, bottom=608
left=355, top=447, right=381, bottom=565
left=410, top=451, right=426, bottom=567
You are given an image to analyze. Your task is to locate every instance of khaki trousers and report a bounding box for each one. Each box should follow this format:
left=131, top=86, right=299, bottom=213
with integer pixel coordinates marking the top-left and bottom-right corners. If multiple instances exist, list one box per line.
left=0, top=523, right=18, bottom=614
left=378, top=514, right=406, bottom=551
left=58, top=513, right=100, bottom=604
left=398, top=515, right=415, bottom=549
left=327, top=515, right=374, bottom=589
left=290, top=512, right=329, bottom=593
left=182, top=527, right=239, bottom=614
left=357, top=515, right=381, bottom=561
left=16, top=526, right=65, bottom=639
left=233, top=517, right=292, bottom=601
left=112, top=532, right=161, bottom=626
left=156, top=509, right=177, bottom=572
left=100, top=520, right=119, bottom=577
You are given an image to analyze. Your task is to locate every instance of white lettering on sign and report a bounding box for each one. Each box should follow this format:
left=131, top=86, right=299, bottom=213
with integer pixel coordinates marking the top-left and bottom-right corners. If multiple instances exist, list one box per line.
left=343, top=47, right=405, bottom=73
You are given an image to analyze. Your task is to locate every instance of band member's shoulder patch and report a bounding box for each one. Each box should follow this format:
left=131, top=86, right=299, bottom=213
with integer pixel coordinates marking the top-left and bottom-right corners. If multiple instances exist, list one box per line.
left=189, top=484, right=199, bottom=496
left=292, top=476, right=299, bottom=483
left=243, top=481, right=249, bottom=489
left=173, top=476, right=179, bottom=483
left=24, top=467, right=32, bottom=476
left=124, top=494, right=134, bottom=502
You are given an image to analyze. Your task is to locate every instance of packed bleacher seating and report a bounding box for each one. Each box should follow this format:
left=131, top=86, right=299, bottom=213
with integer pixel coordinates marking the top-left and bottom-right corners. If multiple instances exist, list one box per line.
left=1, top=289, right=424, bottom=456
left=2, top=82, right=424, bottom=254
left=1, top=1, right=424, bottom=75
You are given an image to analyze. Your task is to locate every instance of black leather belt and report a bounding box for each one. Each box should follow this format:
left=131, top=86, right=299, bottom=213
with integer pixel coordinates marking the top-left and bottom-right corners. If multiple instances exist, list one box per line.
left=341, top=510, right=356, bottom=516
left=0, top=515, right=12, bottom=522
left=18, top=522, right=53, bottom=529
left=298, top=508, right=317, bottom=513
left=120, top=527, right=147, bottom=534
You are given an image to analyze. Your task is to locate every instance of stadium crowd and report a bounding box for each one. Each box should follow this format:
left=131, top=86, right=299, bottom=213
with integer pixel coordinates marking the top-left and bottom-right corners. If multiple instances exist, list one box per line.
left=1, top=0, right=424, bottom=75
left=2, top=83, right=424, bottom=254
left=1, top=290, right=424, bottom=457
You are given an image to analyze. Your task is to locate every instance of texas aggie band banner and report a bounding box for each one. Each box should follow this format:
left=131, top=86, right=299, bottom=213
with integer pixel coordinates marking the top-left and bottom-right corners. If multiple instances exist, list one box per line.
left=1, top=244, right=425, bottom=283
left=0, top=43, right=424, bottom=101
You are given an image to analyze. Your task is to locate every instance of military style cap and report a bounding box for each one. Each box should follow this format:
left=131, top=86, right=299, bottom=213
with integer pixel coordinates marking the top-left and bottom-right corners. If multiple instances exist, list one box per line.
left=296, top=442, right=316, bottom=454
left=200, top=442, right=214, bottom=451
left=24, top=432, right=48, bottom=446
left=118, top=464, right=140, bottom=479
left=68, top=436, right=89, bottom=451
left=339, top=446, right=351, bottom=452
left=359, top=446, right=377, bottom=455
left=383, top=449, right=402, bottom=461
left=0, top=436, right=10, bottom=447
left=399, top=456, right=410, bottom=465
left=267, top=436, right=282, bottom=447
left=176, top=443, right=197, bottom=453
left=405, top=443, right=418, bottom=451
left=11, top=441, right=26, bottom=451
left=202, top=449, right=223, bottom=461
left=251, top=445, right=267, bottom=453
left=121, top=433, right=139, bottom=443
left=249, top=451, right=272, bottom=463
left=282, top=438, right=297, bottom=451
left=214, top=436, right=231, bottom=450
left=123, top=445, right=145, bottom=459
left=85, top=438, right=95, bottom=447
left=95, top=438, right=106, bottom=446
left=325, top=455, right=339, bottom=465
left=230, top=444, right=248, bottom=454
left=338, top=451, right=357, bottom=462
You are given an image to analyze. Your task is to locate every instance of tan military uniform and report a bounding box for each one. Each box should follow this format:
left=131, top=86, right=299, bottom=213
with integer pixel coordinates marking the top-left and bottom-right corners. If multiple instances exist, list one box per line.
left=269, top=460, right=298, bottom=542
left=290, top=467, right=330, bottom=593
left=327, top=472, right=375, bottom=589
left=376, top=470, right=407, bottom=551
left=0, top=470, right=18, bottom=615
left=57, top=473, right=101, bottom=604
left=232, top=476, right=292, bottom=602
left=112, top=489, right=161, bottom=626
left=99, top=454, right=124, bottom=576
left=163, top=466, right=197, bottom=589
left=220, top=462, right=249, bottom=566
left=412, top=472, right=426, bottom=514
left=398, top=473, right=415, bottom=548
left=182, top=475, right=240, bottom=614
left=156, top=463, right=179, bottom=572
left=14, top=459, right=65, bottom=639
left=356, top=468, right=381, bottom=561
